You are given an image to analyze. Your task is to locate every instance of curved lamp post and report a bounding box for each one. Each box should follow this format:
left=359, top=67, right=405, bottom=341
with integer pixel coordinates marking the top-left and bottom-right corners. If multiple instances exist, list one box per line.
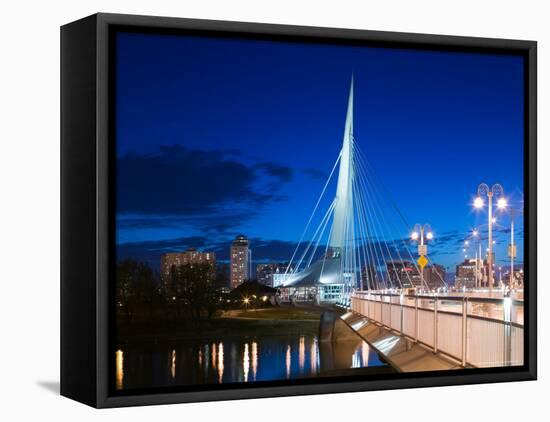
left=411, top=223, right=433, bottom=290
left=496, top=201, right=523, bottom=291
left=474, top=183, right=503, bottom=291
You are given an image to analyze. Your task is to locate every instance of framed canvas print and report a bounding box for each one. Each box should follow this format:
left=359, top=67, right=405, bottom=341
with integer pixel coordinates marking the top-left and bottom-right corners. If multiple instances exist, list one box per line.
left=60, top=13, right=537, bottom=408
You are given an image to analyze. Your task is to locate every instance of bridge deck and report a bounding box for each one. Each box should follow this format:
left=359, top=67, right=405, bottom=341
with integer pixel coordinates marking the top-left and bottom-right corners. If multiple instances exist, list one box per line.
left=339, top=312, right=462, bottom=372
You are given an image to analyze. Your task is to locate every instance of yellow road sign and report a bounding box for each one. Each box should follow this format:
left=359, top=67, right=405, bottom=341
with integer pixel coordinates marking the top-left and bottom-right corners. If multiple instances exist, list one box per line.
left=417, top=255, right=428, bottom=269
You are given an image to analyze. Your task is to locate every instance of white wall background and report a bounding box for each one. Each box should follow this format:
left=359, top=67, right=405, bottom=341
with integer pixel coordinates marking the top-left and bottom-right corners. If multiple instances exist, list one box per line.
left=0, top=0, right=546, bottom=420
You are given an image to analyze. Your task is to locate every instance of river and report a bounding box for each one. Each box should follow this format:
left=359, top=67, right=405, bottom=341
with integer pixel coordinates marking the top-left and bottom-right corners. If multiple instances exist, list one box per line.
left=115, top=332, right=391, bottom=390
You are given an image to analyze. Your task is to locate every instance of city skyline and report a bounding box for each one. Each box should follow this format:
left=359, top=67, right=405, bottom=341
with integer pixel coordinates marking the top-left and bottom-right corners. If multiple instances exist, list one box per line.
left=115, top=31, right=525, bottom=272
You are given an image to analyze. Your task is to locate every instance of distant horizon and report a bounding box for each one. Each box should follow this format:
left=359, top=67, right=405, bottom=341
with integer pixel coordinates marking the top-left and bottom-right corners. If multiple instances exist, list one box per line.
left=114, top=31, right=525, bottom=274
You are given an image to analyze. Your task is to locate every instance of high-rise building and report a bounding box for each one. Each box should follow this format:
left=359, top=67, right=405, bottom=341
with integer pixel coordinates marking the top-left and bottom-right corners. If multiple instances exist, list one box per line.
left=455, top=259, right=477, bottom=288
left=424, top=264, right=446, bottom=289
left=360, top=264, right=378, bottom=289
left=386, top=260, right=418, bottom=288
left=160, top=247, right=216, bottom=290
left=257, top=263, right=293, bottom=287
left=503, top=268, right=524, bottom=287
left=230, top=235, right=249, bottom=289
left=385, top=260, right=446, bottom=290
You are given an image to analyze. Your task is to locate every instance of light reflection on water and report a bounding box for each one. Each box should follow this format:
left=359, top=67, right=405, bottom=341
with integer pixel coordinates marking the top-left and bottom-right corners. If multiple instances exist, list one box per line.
left=218, top=342, right=224, bottom=383
left=170, top=349, right=176, bottom=380
left=243, top=343, right=250, bottom=382
left=251, top=341, right=258, bottom=381
left=115, top=334, right=386, bottom=390
left=115, top=349, right=124, bottom=390
left=285, top=344, right=291, bottom=379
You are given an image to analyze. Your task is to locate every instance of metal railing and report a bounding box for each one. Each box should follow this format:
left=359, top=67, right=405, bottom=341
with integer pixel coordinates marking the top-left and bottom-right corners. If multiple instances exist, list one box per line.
left=351, top=290, right=524, bottom=368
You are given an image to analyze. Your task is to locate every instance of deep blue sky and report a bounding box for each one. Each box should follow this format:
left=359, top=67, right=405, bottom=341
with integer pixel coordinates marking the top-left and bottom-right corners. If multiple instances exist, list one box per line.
left=115, top=31, right=524, bottom=272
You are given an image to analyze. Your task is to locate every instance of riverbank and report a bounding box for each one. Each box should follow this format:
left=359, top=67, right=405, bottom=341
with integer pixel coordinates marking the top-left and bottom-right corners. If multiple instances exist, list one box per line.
left=116, top=306, right=323, bottom=346
left=222, top=307, right=322, bottom=321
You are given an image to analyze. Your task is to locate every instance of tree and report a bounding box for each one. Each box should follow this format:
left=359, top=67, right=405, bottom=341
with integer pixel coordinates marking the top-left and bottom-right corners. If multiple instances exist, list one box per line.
left=170, top=262, right=217, bottom=321
left=116, top=259, right=159, bottom=322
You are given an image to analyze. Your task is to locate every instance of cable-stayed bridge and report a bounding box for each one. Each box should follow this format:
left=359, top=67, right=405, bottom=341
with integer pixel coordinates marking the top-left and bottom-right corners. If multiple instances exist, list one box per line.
left=274, top=76, right=524, bottom=369
left=277, top=76, right=443, bottom=305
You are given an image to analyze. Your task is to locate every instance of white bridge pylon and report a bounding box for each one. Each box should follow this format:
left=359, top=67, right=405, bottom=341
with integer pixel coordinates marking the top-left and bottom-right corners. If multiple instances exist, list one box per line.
left=281, top=76, right=444, bottom=303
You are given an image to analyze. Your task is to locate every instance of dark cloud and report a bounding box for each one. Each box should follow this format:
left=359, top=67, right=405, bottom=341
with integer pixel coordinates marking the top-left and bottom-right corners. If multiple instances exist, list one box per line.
left=117, top=212, right=250, bottom=233
left=255, top=162, right=293, bottom=183
left=117, top=236, right=304, bottom=270
left=117, top=145, right=293, bottom=216
left=303, top=168, right=327, bottom=180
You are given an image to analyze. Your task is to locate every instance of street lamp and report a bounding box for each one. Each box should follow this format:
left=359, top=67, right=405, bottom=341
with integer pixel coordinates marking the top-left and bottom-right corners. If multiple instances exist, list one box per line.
left=474, top=183, right=503, bottom=291
left=411, top=223, right=433, bottom=289
left=496, top=202, right=522, bottom=291
left=465, top=227, right=483, bottom=289
left=497, top=198, right=508, bottom=210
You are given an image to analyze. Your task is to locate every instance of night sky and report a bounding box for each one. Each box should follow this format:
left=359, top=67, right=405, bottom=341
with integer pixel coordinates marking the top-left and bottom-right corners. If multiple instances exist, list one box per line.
left=115, top=31, right=525, bottom=274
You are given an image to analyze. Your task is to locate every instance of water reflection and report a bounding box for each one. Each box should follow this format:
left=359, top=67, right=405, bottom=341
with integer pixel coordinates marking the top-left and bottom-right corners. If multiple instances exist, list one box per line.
left=115, top=334, right=388, bottom=390
left=218, top=342, right=224, bottom=383
left=251, top=341, right=258, bottom=381
left=286, top=345, right=291, bottom=379
left=310, top=337, right=318, bottom=375
left=299, top=336, right=305, bottom=373
left=211, top=343, right=217, bottom=370
left=115, top=349, right=124, bottom=390
left=243, top=343, right=250, bottom=382
left=352, top=342, right=371, bottom=368
left=170, top=349, right=176, bottom=380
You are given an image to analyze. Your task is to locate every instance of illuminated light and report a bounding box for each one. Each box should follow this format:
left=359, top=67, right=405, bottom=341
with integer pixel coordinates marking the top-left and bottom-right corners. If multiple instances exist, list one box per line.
left=243, top=297, right=249, bottom=304
left=411, top=231, right=419, bottom=240
left=465, top=240, right=469, bottom=246
left=473, top=197, right=484, bottom=209
left=497, top=198, right=508, bottom=210
left=261, top=295, right=268, bottom=302
left=426, top=232, right=434, bottom=240
left=473, top=229, right=479, bottom=237
left=492, top=217, right=497, bottom=224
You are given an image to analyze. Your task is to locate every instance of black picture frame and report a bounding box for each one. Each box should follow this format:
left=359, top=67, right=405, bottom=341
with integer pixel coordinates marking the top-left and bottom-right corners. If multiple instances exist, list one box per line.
left=60, top=12, right=537, bottom=408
